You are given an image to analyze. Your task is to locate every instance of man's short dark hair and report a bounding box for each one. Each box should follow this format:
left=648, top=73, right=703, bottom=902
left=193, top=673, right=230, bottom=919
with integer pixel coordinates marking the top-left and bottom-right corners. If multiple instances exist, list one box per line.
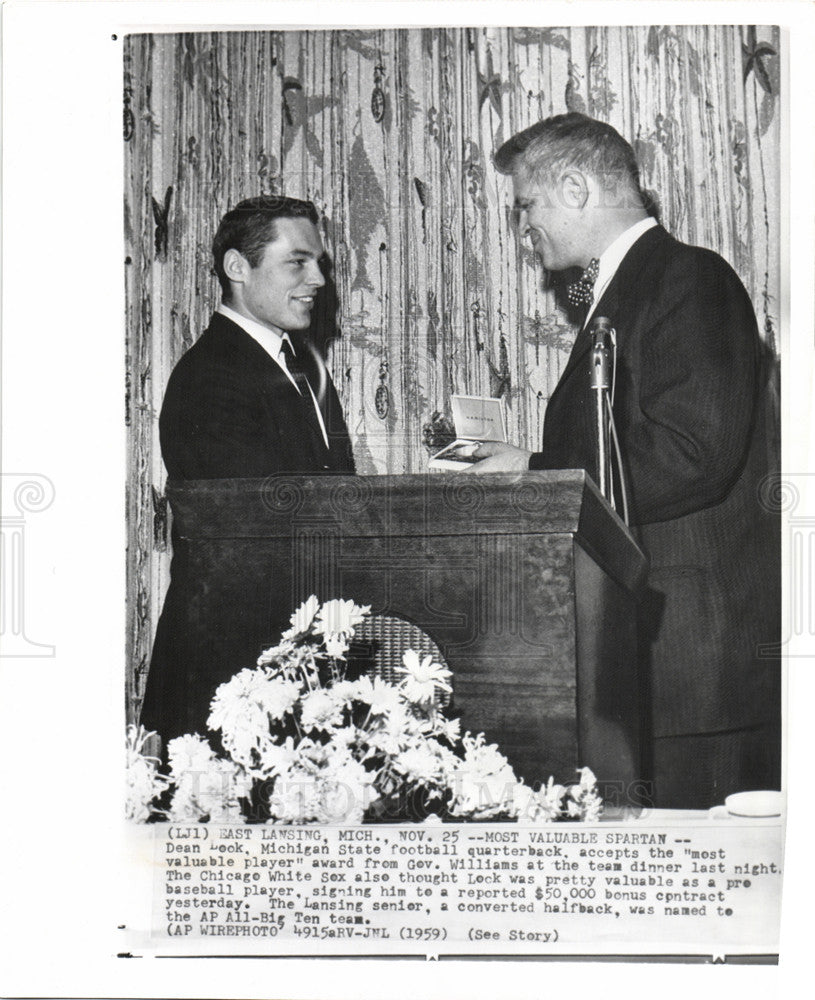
left=494, top=112, right=646, bottom=204
left=212, top=195, right=320, bottom=300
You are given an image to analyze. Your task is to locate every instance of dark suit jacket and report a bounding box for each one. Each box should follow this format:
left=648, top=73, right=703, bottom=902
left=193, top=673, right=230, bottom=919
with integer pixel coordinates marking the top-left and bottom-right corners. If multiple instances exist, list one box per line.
left=140, top=312, right=355, bottom=743
left=529, top=226, right=780, bottom=754
left=159, top=311, right=355, bottom=479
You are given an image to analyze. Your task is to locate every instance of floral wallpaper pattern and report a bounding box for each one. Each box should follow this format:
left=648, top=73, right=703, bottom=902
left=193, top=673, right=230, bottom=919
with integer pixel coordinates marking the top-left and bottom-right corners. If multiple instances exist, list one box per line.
left=125, top=25, right=780, bottom=721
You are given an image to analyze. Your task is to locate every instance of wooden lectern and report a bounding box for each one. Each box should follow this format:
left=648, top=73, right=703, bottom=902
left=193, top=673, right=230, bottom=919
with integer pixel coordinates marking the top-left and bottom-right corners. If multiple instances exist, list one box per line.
left=166, top=471, right=647, bottom=799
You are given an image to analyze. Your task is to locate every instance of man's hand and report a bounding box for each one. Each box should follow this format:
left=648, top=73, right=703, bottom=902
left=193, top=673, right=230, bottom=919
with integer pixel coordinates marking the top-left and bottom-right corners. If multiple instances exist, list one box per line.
left=464, top=441, right=533, bottom=473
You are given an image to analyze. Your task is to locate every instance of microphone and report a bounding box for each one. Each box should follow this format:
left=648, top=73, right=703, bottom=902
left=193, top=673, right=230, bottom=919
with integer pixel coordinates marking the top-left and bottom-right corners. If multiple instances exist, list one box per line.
left=587, top=316, right=629, bottom=523
left=590, top=316, right=613, bottom=390
left=589, top=316, right=614, bottom=507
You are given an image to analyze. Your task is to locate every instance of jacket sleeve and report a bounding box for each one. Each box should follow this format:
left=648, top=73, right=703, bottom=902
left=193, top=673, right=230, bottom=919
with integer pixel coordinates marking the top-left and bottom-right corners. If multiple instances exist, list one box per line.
left=618, top=251, right=758, bottom=523
left=159, top=361, right=279, bottom=480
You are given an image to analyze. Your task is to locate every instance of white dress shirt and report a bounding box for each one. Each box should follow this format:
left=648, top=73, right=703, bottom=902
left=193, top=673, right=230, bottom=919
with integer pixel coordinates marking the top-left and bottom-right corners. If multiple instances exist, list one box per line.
left=583, top=216, right=657, bottom=329
left=217, top=302, right=329, bottom=447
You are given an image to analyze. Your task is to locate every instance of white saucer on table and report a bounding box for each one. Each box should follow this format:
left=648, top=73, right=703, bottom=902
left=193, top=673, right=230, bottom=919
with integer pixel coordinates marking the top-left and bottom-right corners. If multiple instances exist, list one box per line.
left=723, top=790, right=784, bottom=817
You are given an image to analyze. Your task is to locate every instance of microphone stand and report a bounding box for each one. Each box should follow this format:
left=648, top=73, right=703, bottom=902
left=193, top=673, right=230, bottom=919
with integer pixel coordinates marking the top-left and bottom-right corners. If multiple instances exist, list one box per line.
left=590, top=317, right=614, bottom=506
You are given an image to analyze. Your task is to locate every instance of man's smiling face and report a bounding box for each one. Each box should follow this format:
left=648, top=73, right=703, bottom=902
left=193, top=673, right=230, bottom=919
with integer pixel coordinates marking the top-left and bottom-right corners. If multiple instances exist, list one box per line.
left=238, top=216, right=326, bottom=332
left=512, top=172, right=585, bottom=273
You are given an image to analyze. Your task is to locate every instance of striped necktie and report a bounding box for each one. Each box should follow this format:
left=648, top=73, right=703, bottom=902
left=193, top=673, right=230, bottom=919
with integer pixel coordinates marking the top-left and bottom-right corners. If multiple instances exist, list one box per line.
left=280, top=339, right=328, bottom=454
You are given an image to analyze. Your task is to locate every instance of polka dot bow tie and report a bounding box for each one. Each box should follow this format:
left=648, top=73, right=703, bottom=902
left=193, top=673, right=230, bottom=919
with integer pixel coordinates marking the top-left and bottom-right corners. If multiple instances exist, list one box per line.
left=566, top=258, right=600, bottom=308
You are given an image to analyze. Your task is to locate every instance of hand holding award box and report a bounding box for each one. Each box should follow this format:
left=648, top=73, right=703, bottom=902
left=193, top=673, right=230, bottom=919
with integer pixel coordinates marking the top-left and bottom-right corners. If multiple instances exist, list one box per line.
left=428, top=394, right=508, bottom=470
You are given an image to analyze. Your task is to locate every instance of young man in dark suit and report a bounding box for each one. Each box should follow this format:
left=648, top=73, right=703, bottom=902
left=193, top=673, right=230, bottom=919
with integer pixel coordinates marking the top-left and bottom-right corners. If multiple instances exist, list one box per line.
left=141, top=196, right=355, bottom=744
left=159, top=196, right=355, bottom=480
left=469, top=113, right=780, bottom=808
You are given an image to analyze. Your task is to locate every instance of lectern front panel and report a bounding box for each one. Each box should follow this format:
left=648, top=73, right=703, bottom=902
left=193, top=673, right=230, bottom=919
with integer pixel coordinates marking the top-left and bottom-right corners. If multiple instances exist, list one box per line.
left=166, top=472, right=646, bottom=798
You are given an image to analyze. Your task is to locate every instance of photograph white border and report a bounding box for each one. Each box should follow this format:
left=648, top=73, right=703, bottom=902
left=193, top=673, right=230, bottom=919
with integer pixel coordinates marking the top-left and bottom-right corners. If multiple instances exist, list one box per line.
left=2, top=2, right=813, bottom=998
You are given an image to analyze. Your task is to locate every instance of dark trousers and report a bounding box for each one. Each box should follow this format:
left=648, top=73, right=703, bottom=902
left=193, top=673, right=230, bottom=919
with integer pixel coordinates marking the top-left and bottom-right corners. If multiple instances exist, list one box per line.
left=650, top=725, right=781, bottom=809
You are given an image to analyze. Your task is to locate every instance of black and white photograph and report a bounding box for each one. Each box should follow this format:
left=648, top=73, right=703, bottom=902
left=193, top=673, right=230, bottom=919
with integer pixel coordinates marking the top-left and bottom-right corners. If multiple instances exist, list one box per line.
left=2, top=1, right=814, bottom=998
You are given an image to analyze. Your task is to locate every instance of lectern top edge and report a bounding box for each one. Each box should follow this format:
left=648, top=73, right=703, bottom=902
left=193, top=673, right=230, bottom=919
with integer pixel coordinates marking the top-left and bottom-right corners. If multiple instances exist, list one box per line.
left=164, top=469, right=647, bottom=595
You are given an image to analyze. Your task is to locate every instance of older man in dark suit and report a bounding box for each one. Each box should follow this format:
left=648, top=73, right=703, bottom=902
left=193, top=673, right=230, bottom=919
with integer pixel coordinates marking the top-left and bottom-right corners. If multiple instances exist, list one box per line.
left=141, top=196, right=355, bottom=744
left=470, top=113, right=780, bottom=808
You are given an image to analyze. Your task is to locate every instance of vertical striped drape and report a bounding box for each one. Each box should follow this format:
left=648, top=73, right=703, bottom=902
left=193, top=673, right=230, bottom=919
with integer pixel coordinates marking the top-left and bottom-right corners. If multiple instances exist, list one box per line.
left=124, top=25, right=781, bottom=722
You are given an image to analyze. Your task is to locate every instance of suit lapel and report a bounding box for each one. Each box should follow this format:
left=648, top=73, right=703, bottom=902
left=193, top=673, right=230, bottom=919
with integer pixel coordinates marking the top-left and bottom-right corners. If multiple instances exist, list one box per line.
left=205, top=312, right=329, bottom=460
left=293, top=332, right=356, bottom=471
left=594, top=224, right=670, bottom=317
left=206, top=314, right=320, bottom=410
left=551, top=226, right=670, bottom=397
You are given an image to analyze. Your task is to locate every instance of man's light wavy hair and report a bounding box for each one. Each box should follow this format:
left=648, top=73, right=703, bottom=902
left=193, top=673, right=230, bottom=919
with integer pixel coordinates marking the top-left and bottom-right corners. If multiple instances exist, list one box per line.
left=495, top=112, right=655, bottom=214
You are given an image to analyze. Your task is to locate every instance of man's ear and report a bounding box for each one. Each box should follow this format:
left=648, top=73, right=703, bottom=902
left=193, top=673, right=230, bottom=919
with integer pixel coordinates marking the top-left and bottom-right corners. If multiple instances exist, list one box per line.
left=560, top=169, right=590, bottom=209
left=223, top=248, right=249, bottom=285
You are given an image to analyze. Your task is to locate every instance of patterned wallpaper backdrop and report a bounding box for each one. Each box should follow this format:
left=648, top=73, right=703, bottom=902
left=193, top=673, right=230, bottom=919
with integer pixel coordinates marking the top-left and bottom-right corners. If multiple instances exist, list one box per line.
left=124, top=25, right=781, bottom=721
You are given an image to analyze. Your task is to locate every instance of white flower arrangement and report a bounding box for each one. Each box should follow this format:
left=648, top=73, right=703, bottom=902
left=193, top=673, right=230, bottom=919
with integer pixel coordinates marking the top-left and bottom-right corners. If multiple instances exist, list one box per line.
left=128, top=596, right=602, bottom=825
left=125, top=724, right=169, bottom=822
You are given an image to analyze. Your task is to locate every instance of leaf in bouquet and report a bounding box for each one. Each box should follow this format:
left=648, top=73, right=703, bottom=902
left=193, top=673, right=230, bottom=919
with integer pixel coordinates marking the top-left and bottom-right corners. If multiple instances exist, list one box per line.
left=125, top=724, right=159, bottom=761
left=125, top=726, right=170, bottom=822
